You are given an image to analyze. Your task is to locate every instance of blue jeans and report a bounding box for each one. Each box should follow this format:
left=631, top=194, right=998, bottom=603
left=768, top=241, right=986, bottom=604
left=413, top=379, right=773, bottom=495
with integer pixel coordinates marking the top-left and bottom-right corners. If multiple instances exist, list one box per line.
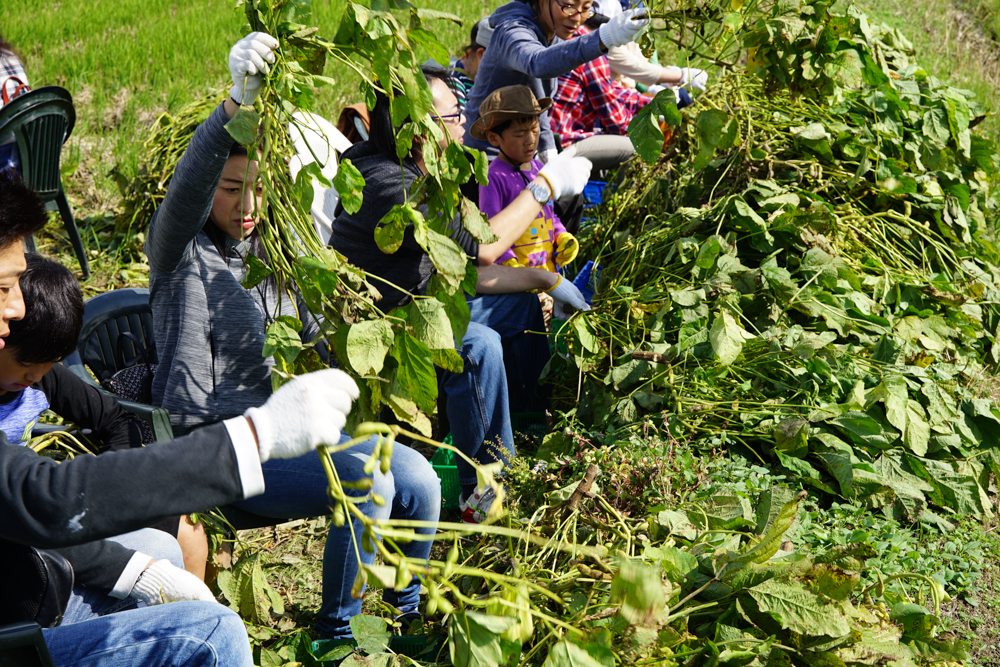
left=439, top=321, right=516, bottom=492
left=43, top=601, right=252, bottom=667
left=467, top=293, right=550, bottom=413
left=232, top=433, right=440, bottom=639
left=63, top=528, right=185, bottom=621
left=45, top=529, right=252, bottom=667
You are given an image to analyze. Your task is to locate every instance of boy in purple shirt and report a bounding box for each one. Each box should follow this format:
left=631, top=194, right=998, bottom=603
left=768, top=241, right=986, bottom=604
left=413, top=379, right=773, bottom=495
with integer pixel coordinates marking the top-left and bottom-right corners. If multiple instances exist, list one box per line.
left=474, top=86, right=580, bottom=278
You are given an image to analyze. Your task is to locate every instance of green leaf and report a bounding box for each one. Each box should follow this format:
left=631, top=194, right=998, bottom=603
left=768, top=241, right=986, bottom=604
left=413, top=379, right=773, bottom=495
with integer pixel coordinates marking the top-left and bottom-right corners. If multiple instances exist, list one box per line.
left=472, top=148, right=490, bottom=186
left=345, top=319, right=395, bottom=376
left=627, top=104, right=665, bottom=163
left=216, top=552, right=279, bottom=625
left=449, top=610, right=513, bottom=667
left=724, top=491, right=804, bottom=576
left=407, top=298, right=454, bottom=350
left=460, top=197, right=499, bottom=244
left=432, top=347, right=464, bottom=372
left=375, top=203, right=419, bottom=254
left=423, top=228, right=469, bottom=291
left=333, top=158, right=365, bottom=214
left=224, top=108, right=261, bottom=146
left=774, top=419, right=809, bottom=457
left=240, top=253, right=273, bottom=289
left=263, top=317, right=303, bottom=365
left=922, top=107, right=951, bottom=146
left=644, top=545, right=698, bottom=583
left=350, top=614, right=390, bottom=655
left=710, top=310, right=755, bottom=366
left=610, top=560, right=665, bottom=627
left=747, top=577, right=852, bottom=638
left=543, top=640, right=608, bottom=667
left=428, top=274, right=470, bottom=343
left=391, top=330, right=437, bottom=414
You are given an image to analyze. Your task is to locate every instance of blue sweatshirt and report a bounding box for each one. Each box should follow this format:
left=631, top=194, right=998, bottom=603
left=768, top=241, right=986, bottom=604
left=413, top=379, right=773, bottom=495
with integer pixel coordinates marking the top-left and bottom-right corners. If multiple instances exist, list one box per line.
left=462, top=0, right=605, bottom=156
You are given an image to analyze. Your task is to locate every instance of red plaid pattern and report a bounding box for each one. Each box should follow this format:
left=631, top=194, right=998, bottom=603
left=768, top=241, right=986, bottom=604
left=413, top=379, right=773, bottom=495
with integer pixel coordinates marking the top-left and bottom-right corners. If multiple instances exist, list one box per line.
left=551, top=29, right=651, bottom=148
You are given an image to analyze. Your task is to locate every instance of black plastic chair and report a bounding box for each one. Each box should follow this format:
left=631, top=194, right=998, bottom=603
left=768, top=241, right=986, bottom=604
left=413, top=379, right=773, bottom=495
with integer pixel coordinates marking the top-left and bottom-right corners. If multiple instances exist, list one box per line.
left=69, top=289, right=286, bottom=530
left=0, top=86, right=89, bottom=279
left=66, top=287, right=172, bottom=442
left=0, top=623, right=55, bottom=667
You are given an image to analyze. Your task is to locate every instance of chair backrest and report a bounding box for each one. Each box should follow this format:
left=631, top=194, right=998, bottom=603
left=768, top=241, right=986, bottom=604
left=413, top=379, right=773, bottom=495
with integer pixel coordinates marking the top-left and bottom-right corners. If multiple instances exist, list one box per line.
left=77, top=288, right=157, bottom=383
left=0, top=87, right=75, bottom=202
left=0, top=622, right=55, bottom=667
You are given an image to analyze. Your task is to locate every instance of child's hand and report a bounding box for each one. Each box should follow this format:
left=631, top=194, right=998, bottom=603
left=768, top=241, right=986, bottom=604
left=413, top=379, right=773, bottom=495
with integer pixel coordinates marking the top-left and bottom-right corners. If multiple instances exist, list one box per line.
left=555, top=233, right=580, bottom=268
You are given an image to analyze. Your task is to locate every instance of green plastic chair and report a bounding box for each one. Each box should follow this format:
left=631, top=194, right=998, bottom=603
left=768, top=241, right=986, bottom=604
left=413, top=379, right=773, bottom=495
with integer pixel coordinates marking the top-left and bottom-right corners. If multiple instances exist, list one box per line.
left=0, top=622, right=55, bottom=667
left=0, top=86, right=89, bottom=279
left=65, top=287, right=173, bottom=443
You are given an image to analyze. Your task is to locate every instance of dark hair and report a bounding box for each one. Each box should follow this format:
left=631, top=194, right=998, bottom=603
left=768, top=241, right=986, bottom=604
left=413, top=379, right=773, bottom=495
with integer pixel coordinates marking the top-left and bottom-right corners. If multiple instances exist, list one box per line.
left=0, top=169, right=47, bottom=249
left=370, top=66, right=454, bottom=161
left=202, top=143, right=271, bottom=275
left=460, top=23, right=481, bottom=55
left=6, top=254, right=83, bottom=364
left=0, top=33, right=19, bottom=60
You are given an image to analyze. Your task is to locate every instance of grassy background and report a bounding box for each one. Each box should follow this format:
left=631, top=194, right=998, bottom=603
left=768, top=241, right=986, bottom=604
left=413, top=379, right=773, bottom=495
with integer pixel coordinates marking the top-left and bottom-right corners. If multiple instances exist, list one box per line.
left=0, top=0, right=997, bottom=287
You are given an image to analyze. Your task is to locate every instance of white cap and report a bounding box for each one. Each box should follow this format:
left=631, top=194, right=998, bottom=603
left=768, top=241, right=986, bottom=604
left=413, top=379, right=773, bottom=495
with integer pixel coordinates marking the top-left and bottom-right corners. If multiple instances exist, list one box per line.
left=593, top=0, right=622, bottom=18
left=475, top=17, right=494, bottom=48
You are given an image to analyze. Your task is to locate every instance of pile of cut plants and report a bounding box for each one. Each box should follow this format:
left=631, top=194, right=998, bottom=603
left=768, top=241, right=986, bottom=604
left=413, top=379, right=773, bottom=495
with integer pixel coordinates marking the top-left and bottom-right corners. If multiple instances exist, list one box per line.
left=551, top=0, right=1000, bottom=534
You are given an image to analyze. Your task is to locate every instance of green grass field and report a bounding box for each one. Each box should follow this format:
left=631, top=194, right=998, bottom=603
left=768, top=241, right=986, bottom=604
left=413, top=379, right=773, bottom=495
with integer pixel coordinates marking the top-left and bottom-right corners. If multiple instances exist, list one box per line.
left=3, top=0, right=996, bottom=231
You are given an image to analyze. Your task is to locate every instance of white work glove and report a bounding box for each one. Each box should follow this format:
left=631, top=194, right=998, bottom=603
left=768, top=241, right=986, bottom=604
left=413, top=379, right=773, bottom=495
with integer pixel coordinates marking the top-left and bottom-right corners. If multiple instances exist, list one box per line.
left=547, top=275, right=591, bottom=319
left=598, top=8, right=649, bottom=49
left=131, top=560, right=217, bottom=606
left=679, top=67, right=709, bottom=92
left=538, top=148, right=560, bottom=165
left=538, top=152, right=593, bottom=200
left=229, top=32, right=279, bottom=106
left=245, top=368, right=359, bottom=463
left=646, top=84, right=666, bottom=96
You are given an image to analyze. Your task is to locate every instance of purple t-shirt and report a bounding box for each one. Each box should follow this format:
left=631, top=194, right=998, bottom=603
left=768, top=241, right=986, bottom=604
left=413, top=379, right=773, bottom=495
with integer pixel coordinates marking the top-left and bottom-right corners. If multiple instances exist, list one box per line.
left=478, top=158, right=567, bottom=271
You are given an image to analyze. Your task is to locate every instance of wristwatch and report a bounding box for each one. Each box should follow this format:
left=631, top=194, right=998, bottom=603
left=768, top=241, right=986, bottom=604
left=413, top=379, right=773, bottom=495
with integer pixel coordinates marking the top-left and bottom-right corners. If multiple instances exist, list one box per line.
left=527, top=179, right=552, bottom=205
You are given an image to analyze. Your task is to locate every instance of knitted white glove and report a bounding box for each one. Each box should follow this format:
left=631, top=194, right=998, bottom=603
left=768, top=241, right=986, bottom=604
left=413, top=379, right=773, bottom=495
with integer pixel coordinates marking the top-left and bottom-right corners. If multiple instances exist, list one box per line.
left=679, top=67, right=709, bottom=92
left=131, top=560, right=216, bottom=606
left=547, top=275, right=591, bottom=318
left=229, top=32, right=279, bottom=106
left=599, top=8, right=649, bottom=49
left=245, top=369, right=359, bottom=463
left=538, top=148, right=560, bottom=165
left=538, top=153, right=592, bottom=200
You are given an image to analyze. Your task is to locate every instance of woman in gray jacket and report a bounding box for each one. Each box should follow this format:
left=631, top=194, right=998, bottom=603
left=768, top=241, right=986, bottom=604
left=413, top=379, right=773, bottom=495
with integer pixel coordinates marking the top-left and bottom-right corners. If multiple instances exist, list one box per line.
left=144, top=32, right=440, bottom=640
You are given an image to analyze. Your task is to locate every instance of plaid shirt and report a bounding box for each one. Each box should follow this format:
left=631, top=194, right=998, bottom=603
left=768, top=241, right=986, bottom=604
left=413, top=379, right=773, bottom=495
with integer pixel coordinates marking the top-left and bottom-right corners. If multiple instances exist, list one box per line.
left=551, top=29, right=650, bottom=147
left=0, top=51, right=29, bottom=108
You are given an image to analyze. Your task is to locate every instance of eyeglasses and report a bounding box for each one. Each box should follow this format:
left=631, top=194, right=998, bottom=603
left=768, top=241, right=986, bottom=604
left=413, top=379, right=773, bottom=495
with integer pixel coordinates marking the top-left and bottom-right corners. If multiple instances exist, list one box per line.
left=432, top=111, right=465, bottom=125
left=555, top=1, right=595, bottom=18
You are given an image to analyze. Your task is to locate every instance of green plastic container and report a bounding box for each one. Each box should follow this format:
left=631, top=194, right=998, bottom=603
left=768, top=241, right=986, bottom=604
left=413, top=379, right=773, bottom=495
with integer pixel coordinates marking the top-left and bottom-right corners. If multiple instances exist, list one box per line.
left=511, top=411, right=547, bottom=440
left=431, top=443, right=461, bottom=511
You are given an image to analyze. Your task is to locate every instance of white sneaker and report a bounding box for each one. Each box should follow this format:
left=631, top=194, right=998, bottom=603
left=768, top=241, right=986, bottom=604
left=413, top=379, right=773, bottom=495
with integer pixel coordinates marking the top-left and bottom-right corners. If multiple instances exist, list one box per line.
left=460, top=486, right=499, bottom=524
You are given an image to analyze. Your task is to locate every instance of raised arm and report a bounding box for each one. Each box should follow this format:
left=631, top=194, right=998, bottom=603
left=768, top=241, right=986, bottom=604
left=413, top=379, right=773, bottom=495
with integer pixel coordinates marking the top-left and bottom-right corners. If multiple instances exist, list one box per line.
left=497, top=27, right=604, bottom=80
left=146, top=32, right=277, bottom=272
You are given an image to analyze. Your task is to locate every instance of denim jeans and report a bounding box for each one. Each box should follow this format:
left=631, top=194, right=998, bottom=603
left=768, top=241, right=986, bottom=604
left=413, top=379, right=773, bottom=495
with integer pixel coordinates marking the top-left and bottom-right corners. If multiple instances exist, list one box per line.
left=467, top=293, right=550, bottom=414
left=62, top=528, right=185, bottom=621
left=43, top=601, right=253, bottom=667
left=439, top=321, right=516, bottom=492
left=231, top=433, right=440, bottom=639
left=45, top=529, right=252, bottom=666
